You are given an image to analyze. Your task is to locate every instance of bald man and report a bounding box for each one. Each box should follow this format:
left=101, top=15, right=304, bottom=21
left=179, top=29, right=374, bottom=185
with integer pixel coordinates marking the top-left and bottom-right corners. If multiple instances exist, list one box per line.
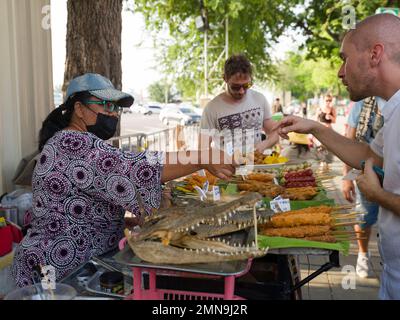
left=274, top=13, right=400, bottom=299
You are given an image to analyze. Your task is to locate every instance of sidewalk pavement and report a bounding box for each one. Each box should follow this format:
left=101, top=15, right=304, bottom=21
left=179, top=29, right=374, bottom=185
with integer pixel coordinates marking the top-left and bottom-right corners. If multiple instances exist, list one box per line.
left=299, top=157, right=381, bottom=300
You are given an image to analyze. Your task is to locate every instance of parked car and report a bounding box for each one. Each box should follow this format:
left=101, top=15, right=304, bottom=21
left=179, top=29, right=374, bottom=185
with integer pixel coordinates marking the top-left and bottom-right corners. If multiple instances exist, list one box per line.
left=131, top=104, right=163, bottom=115
left=284, top=100, right=301, bottom=115
left=189, top=105, right=203, bottom=116
left=145, top=104, right=163, bottom=115
left=159, top=105, right=202, bottom=125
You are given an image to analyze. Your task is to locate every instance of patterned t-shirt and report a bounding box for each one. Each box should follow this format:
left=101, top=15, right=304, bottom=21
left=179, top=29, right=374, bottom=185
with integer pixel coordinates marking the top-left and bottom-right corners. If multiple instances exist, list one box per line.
left=12, top=130, right=163, bottom=287
left=200, top=90, right=271, bottom=152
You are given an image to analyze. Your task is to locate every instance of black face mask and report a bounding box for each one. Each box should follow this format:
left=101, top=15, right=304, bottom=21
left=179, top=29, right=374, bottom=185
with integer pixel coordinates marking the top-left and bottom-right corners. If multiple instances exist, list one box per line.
left=86, top=112, right=118, bottom=140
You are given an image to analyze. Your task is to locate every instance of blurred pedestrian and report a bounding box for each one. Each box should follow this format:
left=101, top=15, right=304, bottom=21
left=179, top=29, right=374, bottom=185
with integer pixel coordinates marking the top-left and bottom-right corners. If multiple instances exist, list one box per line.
left=314, top=94, right=337, bottom=171
left=272, top=98, right=283, bottom=114
left=301, top=102, right=307, bottom=118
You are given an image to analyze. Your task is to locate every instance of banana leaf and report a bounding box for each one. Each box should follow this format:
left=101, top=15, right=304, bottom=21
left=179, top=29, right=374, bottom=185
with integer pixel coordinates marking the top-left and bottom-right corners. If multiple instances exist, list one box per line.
left=258, top=235, right=350, bottom=255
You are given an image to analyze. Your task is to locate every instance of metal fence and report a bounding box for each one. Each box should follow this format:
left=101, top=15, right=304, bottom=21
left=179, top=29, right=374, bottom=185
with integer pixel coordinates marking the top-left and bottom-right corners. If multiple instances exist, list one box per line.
left=107, top=124, right=200, bottom=152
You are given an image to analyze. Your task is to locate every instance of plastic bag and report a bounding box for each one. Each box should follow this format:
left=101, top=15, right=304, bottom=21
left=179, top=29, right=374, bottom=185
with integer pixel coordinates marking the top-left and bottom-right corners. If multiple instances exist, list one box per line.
left=1, top=189, right=33, bottom=227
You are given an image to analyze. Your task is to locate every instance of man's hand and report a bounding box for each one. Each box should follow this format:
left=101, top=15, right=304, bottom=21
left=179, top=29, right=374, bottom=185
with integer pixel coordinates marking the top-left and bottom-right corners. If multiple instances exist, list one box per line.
left=202, top=149, right=238, bottom=180
left=342, top=180, right=356, bottom=203
left=273, top=115, right=321, bottom=139
left=255, top=131, right=279, bottom=153
left=255, top=140, right=267, bottom=153
left=255, top=142, right=265, bottom=153
left=356, top=158, right=383, bottom=202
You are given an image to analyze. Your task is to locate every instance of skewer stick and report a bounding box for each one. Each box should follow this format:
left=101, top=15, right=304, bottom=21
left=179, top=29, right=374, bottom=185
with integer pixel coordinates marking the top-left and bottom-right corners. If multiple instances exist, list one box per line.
left=331, top=210, right=354, bottom=214
left=335, top=236, right=367, bottom=241
left=334, top=204, right=358, bottom=209
left=176, top=195, right=201, bottom=200
left=331, top=230, right=364, bottom=235
left=332, top=213, right=364, bottom=219
left=345, top=211, right=366, bottom=215
left=333, top=221, right=363, bottom=227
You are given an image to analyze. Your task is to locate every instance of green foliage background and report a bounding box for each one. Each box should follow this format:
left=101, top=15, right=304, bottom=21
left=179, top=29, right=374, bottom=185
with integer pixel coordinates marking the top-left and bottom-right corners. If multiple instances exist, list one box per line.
left=128, top=0, right=394, bottom=100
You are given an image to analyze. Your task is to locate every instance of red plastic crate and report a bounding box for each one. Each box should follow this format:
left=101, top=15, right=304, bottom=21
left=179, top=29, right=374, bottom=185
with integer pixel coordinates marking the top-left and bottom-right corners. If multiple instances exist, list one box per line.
left=124, top=262, right=251, bottom=300
left=0, top=225, right=13, bottom=256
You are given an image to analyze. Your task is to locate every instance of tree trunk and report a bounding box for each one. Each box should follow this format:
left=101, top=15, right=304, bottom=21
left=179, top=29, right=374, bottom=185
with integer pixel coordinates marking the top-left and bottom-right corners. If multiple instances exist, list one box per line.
left=63, top=0, right=123, bottom=93
left=63, top=0, right=123, bottom=141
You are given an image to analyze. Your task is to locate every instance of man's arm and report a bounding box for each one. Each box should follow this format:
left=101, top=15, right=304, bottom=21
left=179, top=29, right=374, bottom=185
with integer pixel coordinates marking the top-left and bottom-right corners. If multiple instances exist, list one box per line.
left=255, top=118, right=279, bottom=152
left=342, top=126, right=356, bottom=202
left=357, top=158, right=400, bottom=216
left=275, top=116, right=383, bottom=169
left=371, top=189, right=400, bottom=216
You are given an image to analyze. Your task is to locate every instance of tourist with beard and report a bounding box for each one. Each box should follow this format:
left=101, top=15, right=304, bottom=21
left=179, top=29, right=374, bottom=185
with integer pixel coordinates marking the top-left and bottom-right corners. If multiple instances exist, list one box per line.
left=274, top=14, right=400, bottom=299
left=200, top=54, right=279, bottom=155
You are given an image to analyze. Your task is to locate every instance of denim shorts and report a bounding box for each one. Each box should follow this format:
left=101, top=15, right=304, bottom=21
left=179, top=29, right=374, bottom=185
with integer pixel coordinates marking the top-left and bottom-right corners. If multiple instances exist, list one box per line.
left=356, top=186, right=379, bottom=228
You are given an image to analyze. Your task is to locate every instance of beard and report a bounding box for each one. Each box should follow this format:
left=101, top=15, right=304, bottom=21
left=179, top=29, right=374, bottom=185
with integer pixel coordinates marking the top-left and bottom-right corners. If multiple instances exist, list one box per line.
left=348, top=89, right=369, bottom=102
left=347, top=72, right=376, bottom=102
left=228, top=88, right=245, bottom=100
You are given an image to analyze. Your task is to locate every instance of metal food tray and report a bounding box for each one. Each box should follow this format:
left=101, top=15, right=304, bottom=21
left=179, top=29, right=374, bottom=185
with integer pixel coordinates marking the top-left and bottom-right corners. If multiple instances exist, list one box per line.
left=60, top=250, right=131, bottom=299
left=114, top=230, right=253, bottom=277
left=85, top=271, right=125, bottom=299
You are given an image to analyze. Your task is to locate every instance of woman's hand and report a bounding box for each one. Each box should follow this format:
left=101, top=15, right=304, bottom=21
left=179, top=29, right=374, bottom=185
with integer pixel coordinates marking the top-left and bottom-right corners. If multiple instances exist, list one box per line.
left=201, top=149, right=238, bottom=180
left=342, top=180, right=356, bottom=203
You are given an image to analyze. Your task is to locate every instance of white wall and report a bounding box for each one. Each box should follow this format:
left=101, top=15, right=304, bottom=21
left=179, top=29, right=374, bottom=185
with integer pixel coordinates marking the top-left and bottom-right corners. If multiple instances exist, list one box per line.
left=0, top=0, right=53, bottom=195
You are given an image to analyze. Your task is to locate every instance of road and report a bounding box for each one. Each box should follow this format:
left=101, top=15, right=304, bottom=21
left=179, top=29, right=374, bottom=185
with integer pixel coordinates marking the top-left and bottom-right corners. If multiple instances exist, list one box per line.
left=121, top=111, right=348, bottom=137
left=120, top=112, right=168, bottom=136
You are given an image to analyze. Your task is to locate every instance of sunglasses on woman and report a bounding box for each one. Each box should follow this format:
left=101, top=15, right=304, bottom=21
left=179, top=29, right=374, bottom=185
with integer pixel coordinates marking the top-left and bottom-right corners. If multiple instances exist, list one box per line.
left=86, top=100, right=123, bottom=113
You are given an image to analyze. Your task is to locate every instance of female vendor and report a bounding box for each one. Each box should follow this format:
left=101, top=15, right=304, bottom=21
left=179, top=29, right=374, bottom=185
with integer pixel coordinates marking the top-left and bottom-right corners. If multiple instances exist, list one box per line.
left=12, top=73, right=236, bottom=287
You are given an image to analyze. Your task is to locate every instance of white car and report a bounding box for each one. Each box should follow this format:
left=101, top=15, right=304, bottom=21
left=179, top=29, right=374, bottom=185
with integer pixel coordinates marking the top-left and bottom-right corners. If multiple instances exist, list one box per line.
left=131, top=104, right=163, bottom=115
left=189, top=106, right=203, bottom=116
left=159, top=105, right=202, bottom=126
left=145, top=104, right=163, bottom=114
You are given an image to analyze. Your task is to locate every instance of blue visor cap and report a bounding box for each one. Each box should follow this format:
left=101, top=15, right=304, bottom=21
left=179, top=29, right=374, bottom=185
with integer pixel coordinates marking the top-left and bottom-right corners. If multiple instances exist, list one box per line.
left=65, top=73, right=134, bottom=108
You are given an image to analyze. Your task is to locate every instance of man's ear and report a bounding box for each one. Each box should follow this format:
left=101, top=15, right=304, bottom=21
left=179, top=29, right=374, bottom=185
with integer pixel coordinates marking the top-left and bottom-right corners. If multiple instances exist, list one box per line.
left=370, top=43, right=384, bottom=67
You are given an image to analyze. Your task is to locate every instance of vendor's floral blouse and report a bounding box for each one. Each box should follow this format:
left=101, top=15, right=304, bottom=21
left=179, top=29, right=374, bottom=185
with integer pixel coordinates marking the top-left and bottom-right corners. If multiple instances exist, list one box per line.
left=12, top=130, right=163, bottom=287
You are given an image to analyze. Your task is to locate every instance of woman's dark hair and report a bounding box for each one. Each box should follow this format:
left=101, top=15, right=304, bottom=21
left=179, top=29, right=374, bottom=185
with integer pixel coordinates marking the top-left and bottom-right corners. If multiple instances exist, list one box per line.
left=38, top=91, right=92, bottom=151
left=224, top=54, right=252, bottom=80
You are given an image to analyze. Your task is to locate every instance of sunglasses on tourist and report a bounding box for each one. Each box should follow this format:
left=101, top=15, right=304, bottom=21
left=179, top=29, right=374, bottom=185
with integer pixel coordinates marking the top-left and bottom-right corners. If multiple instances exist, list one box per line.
left=228, top=82, right=253, bottom=92
left=86, top=100, right=123, bottom=113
